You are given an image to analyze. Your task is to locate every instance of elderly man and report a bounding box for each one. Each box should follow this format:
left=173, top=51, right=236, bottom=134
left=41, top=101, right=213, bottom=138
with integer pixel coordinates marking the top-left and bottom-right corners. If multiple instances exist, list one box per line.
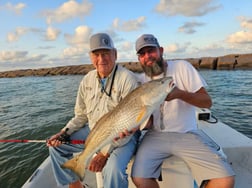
left=47, top=33, right=140, bottom=188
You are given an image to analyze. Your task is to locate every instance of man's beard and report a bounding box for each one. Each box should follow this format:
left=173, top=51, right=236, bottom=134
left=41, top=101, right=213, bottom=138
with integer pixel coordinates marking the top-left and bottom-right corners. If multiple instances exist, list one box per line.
left=141, top=57, right=164, bottom=78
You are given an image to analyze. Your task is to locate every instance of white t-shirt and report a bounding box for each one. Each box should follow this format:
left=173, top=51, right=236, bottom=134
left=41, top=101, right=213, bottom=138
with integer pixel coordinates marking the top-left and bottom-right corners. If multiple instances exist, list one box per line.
left=138, top=60, right=207, bottom=133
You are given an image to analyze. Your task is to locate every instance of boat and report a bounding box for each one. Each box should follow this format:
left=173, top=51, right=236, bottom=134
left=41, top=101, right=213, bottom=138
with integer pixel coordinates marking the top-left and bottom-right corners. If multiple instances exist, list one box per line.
left=22, top=108, right=252, bottom=188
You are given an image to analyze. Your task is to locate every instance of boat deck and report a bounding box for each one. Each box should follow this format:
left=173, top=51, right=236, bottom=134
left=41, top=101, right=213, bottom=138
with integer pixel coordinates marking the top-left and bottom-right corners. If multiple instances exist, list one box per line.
left=22, top=118, right=252, bottom=188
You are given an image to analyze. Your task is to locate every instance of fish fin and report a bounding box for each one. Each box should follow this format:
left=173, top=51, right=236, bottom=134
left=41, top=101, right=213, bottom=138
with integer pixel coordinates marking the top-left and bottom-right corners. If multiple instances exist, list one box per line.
left=136, top=107, right=147, bottom=123
left=139, top=115, right=151, bottom=130
left=61, top=154, right=86, bottom=181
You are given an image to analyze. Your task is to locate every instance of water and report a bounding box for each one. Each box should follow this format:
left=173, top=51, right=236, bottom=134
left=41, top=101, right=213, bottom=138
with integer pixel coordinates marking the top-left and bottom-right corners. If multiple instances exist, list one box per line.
left=0, top=70, right=251, bottom=187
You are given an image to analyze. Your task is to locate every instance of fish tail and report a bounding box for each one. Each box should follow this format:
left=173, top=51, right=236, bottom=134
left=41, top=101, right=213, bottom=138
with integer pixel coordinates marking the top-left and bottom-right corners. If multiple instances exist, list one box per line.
left=61, top=154, right=86, bottom=181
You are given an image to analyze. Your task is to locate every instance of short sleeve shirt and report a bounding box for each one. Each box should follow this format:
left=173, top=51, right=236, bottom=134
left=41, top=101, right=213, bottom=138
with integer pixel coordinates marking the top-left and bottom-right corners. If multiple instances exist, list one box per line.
left=138, top=60, right=207, bottom=133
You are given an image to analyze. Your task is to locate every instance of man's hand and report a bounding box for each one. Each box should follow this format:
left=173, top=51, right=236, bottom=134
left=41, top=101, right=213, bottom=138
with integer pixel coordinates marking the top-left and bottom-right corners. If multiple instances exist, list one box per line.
left=46, top=131, right=69, bottom=147
left=165, top=86, right=181, bottom=101
left=114, top=127, right=139, bottom=141
left=88, top=153, right=109, bottom=172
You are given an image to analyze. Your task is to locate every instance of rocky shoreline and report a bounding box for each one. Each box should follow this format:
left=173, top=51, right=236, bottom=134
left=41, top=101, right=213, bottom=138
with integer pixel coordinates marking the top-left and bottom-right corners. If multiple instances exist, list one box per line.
left=0, top=53, right=251, bottom=78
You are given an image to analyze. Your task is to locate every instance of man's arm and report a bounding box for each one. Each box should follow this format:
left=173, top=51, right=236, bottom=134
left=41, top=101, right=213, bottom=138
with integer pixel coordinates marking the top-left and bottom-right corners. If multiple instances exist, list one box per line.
left=166, top=87, right=212, bottom=108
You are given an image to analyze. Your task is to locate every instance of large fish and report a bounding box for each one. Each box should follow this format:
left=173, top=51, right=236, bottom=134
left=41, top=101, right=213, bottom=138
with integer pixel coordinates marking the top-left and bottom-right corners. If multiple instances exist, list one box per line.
left=61, top=76, right=174, bottom=180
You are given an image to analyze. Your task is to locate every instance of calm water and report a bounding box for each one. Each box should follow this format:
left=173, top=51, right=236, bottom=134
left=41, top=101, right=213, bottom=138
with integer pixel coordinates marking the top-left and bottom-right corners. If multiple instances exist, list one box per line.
left=0, top=70, right=251, bottom=187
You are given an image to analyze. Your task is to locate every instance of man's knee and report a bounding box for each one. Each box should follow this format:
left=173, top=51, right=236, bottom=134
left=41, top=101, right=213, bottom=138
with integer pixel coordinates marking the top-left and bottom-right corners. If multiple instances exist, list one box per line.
left=132, top=177, right=159, bottom=188
left=205, top=176, right=235, bottom=188
left=132, top=177, right=141, bottom=186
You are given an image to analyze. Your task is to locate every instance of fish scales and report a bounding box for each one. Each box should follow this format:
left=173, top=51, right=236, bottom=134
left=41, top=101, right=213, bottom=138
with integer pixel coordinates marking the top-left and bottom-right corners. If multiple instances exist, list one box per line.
left=61, top=77, right=174, bottom=180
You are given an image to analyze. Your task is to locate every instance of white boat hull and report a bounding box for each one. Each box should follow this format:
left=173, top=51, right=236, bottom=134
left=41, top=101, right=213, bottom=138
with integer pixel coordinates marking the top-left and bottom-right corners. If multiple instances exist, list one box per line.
left=22, top=114, right=252, bottom=188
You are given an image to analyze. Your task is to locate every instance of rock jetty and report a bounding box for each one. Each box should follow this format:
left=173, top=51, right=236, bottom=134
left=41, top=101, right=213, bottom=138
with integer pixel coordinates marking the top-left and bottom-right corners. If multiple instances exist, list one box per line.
left=0, top=53, right=251, bottom=78
left=186, top=53, right=252, bottom=70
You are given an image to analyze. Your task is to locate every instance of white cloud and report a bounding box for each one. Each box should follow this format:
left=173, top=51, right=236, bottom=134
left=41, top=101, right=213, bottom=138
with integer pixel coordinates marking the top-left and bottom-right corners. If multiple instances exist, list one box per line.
left=0, top=2, right=26, bottom=15
left=7, top=27, right=43, bottom=42
left=112, top=16, right=146, bottom=31
left=241, top=19, right=252, bottom=30
left=165, top=43, right=189, bottom=53
left=227, top=31, right=252, bottom=43
left=63, top=47, right=84, bottom=57
left=178, top=21, right=205, bottom=34
left=64, top=25, right=92, bottom=47
left=63, top=25, right=93, bottom=58
left=7, top=27, right=28, bottom=42
left=7, top=33, right=19, bottom=42
left=154, top=0, right=221, bottom=17
left=43, top=0, right=92, bottom=24
left=117, top=41, right=136, bottom=61
left=0, top=50, right=47, bottom=63
left=226, top=17, right=252, bottom=44
left=120, top=41, right=133, bottom=51
left=0, top=51, right=28, bottom=62
left=45, top=27, right=61, bottom=41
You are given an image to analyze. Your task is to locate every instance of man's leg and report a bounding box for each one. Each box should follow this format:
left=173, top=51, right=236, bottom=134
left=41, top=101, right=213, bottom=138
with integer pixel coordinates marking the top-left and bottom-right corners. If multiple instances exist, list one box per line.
left=49, top=126, right=89, bottom=186
left=102, top=132, right=140, bottom=188
left=132, top=177, right=159, bottom=188
left=205, top=176, right=235, bottom=188
left=69, top=180, right=83, bottom=188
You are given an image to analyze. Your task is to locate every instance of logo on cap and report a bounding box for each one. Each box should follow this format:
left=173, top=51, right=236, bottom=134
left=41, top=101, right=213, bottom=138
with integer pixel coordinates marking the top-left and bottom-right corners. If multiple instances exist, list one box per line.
left=102, top=38, right=110, bottom=46
left=144, top=36, right=157, bottom=43
left=135, top=34, right=159, bottom=53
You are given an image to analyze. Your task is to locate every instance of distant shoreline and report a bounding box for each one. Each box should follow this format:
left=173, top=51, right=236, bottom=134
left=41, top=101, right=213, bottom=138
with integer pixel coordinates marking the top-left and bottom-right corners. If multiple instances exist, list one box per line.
left=1, top=53, right=252, bottom=78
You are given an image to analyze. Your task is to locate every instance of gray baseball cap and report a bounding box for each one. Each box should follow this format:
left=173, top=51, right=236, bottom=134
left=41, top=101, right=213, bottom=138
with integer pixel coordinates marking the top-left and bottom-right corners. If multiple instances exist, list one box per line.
left=135, top=34, right=160, bottom=53
left=90, top=33, right=115, bottom=52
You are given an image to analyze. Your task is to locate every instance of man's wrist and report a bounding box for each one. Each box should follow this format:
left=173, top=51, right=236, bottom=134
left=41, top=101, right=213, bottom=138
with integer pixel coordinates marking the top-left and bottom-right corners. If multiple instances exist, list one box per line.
left=104, top=153, right=110, bottom=159
left=96, top=151, right=110, bottom=159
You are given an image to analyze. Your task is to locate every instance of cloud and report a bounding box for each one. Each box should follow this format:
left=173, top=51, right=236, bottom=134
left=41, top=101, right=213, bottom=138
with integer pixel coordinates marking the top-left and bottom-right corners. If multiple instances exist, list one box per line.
left=7, top=26, right=60, bottom=42
left=7, top=32, right=20, bottom=42
left=193, top=43, right=225, bottom=56
left=64, top=25, right=92, bottom=47
left=45, top=27, right=61, bottom=41
left=63, top=47, right=85, bottom=57
left=154, top=0, right=221, bottom=17
left=240, top=18, right=252, bottom=30
left=63, top=25, right=93, bottom=57
left=226, top=31, right=252, bottom=43
left=37, top=46, right=55, bottom=50
left=116, top=41, right=136, bottom=62
left=7, top=27, right=43, bottom=42
left=42, top=0, right=92, bottom=24
left=112, top=16, right=146, bottom=31
left=7, top=27, right=28, bottom=42
left=226, top=17, right=252, bottom=44
left=165, top=43, right=190, bottom=53
left=0, top=2, right=26, bottom=15
left=0, top=50, right=47, bottom=63
left=0, top=51, right=28, bottom=62
left=178, top=21, right=205, bottom=34
left=120, top=41, right=133, bottom=51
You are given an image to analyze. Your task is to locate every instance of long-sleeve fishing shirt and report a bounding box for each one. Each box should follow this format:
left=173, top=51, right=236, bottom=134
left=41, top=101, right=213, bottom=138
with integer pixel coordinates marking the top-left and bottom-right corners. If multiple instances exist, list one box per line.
left=62, top=64, right=140, bottom=135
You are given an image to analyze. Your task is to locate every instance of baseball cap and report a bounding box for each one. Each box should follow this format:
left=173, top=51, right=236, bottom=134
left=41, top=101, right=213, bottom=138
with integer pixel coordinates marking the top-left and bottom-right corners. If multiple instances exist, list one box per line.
left=90, top=33, right=115, bottom=52
left=135, top=34, right=160, bottom=53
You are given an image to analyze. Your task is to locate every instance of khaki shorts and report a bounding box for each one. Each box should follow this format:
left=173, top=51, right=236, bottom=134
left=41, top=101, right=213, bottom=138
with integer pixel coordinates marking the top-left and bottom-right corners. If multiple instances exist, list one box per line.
left=131, top=130, right=235, bottom=186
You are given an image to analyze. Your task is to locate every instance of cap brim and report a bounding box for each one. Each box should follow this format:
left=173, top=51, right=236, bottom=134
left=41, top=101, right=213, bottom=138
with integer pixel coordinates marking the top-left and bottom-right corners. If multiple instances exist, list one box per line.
left=90, top=46, right=114, bottom=52
left=137, top=44, right=158, bottom=53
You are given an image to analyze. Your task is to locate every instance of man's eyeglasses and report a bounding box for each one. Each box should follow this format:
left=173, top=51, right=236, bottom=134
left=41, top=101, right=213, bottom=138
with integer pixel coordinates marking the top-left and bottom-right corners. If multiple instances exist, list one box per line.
left=137, top=47, right=157, bottom=58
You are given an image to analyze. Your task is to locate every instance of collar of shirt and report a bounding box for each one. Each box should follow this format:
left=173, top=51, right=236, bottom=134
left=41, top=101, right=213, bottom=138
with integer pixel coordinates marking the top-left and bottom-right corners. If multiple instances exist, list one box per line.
left=96, top=64, right=118, bottom=97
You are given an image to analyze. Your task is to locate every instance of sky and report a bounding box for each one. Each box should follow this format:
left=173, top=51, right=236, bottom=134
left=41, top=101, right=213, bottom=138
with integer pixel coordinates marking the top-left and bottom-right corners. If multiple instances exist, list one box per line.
left=1, top=0, right=252, bottom=72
